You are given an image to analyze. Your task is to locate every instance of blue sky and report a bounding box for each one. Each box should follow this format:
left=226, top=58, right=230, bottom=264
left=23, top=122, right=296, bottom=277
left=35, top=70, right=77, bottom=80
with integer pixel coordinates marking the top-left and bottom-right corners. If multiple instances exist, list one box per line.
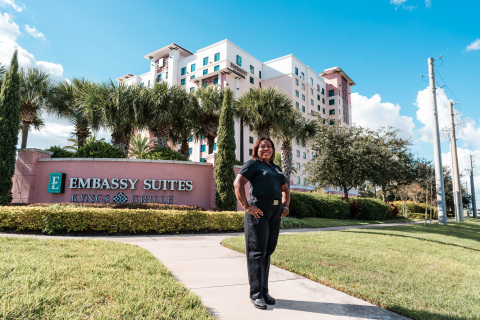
left=1, top=0, right=479, bottom=201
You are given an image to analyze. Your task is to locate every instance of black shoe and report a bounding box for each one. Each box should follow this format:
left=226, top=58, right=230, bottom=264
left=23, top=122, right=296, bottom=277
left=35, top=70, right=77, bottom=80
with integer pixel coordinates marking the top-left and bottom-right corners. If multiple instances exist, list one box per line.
left=263, top=293, right=276, bottom=305
left=251, top=298, right=267, bottom=310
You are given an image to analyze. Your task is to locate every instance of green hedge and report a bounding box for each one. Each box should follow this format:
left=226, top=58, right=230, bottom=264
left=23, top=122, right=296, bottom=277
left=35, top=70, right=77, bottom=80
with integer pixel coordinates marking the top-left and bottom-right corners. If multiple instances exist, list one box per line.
left=351, top=197, right=390, bottom=220
left=391, top=201, right=438, bottom=219
left=0, top=205, right=243, bottom=234
left=289, top=191, right=350, bottom=219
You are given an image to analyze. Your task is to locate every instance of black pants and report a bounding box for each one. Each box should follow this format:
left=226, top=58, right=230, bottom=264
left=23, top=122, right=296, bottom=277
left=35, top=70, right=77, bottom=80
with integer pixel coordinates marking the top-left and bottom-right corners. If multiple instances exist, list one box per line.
left=244, top=197, right=282, bottom=300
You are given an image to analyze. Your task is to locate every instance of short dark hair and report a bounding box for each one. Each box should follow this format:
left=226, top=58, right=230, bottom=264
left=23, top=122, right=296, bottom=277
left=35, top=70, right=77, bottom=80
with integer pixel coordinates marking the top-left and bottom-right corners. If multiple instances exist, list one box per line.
left=252, top=137, right=276, bottom=163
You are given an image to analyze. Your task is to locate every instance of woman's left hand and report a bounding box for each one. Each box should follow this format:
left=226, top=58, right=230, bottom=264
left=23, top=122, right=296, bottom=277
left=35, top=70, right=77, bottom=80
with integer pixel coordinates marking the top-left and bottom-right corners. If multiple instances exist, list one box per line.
left=281, top=206, right=289, bottom=218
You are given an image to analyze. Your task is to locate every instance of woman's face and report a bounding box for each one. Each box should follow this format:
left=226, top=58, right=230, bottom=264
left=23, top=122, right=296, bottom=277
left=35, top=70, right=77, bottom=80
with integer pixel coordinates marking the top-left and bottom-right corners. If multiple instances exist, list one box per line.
left=258, top=139, right=273, bottom=162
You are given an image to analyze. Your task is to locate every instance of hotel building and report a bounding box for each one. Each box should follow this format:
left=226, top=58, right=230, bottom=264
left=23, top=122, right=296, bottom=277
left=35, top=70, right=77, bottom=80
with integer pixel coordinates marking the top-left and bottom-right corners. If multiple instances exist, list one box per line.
left=117, top=39, right=355, bottom=191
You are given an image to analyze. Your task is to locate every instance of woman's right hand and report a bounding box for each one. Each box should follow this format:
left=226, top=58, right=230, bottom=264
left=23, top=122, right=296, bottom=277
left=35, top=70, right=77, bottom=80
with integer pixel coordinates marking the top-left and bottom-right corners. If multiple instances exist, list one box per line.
left=246, top=205, right=263, bottom=218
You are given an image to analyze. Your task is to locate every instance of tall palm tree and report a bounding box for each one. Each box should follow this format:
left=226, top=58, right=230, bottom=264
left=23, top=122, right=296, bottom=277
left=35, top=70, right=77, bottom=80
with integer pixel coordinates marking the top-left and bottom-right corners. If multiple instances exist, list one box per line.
left=195, top=85, right=224, bottom=154
left=273, top=109, right=318, bottom=185
left=146, top=82, right=188, bottom=147
left=19, top=68, right=51, bottom=148
left=170, top=92, right=200, bottom=159
left=47, top=78, right=99, bottom=148
left=237, top=86, right=293, bottom=138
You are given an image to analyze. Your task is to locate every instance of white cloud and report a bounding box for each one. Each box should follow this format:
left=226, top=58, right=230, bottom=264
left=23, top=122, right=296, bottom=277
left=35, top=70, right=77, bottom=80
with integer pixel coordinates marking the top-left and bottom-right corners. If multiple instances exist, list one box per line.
left=466, top=39, right=480, bottom=52
left=0, top=0, right=24, bottom=12
left=390, top=0, right=407, bottom=5
left=0, top=10, right=63, bottom=79
left=390, top=0, right=416, bottom=10
left=425, top=0, right=432, bottom=8
left=351, top=92, right=416, bottom=140
left=25, top=24, right=46, bottom=41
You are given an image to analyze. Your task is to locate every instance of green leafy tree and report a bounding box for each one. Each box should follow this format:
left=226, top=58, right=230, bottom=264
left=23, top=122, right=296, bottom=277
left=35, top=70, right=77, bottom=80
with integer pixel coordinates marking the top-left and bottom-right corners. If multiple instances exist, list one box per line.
left=19, top=68, right=51, bottom=148
left=214, top=88, right=237, bottom=210
left=75, top=140, right=125, bottom=158
left=170, top=92, right=200, bottom=159
left=128, top=133, right=155, bottom=158
left=142, top=146, right=186, bottom=161
left=273, top=109, right=317, bottom=185
left=195, top=86, right=224, bottom=154
left=305, top=123, right=372, bottom=202
left=237, top=86, right=293, bottom=138
left=0, top=51, right=21, bottom=204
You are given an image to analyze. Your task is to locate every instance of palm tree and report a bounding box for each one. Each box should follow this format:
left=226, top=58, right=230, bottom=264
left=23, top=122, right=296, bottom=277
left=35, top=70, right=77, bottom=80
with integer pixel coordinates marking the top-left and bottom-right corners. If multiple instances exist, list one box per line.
left=47, top=78, right=100, bottom=148
left=128, top=133, right=155, bottom=158
left=237, top=86, right=293, bottom=138
left=63, top=134, right=100, bottom=152
left=89, top=81, right=149, bottom=154
left=273, top=109, right=317, bottom=185
left=19, top=68, right=51, bottom=148
left=146, top=82, right=188, bottom=147
left=195, top=85, right=224, bottom=154
left=170, top=92, right=201, bottom=159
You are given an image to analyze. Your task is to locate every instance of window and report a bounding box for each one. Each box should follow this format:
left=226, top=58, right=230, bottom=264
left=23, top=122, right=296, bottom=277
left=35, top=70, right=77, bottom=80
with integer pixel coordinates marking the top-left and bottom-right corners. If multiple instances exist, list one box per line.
left=259, top=71, right=261, bottom=79
left=329, top=99, right=335, bottom=105
left=213, top=143, right=217, bottom=151
left=201, top=145, right=206, bottom=152
left=200, top=158, right=206, bottom=162
left=203, top=57, right=208, bottom=66
left=329, top=109, right=335, bottom=115
left=329, top=89, right=335, bottom=97
left=140, top=82, right=144, bottom=87
left=310, top=88, right=313, bottom=95
left=249, top=136, right=253, bottom=143
left=295, top=138, right=299, bottom=145
left=188, top=136, right=193, bottom=142
left=302, top=83, right=305, bottom=90
left=190, top=87, right=195, bottom=93
left=213, top=78, right=218, bottom=85
left=157, top=74, right=161, bottom=82
left=303, top=153, right=306, bottom=159
left=181, top=67, right=186, bottom=76
left=249, top=149, right=253, bottom=156
left=294, top=67, right=298, bottom=76
left=214, top=65, right=219, bottom=71
left=317, top=84, right=320, bottom=91
left=317, top=94, right=320, bottom=101
left=322, top=98, right=325, bottom=104
left=295, top=90, right=299, bottom=97
left=189, top=148, right=193, bottom=155
left=330, top=120, right=335, bottom=125
left=296, top=163, right=300, bottom=170
left=311, top=99, right=314, bottom=106
left=296, top=150, right=300, bottom=157
left=201, top=134, right=205, bottom=139
left=202, top=69, right=208, bottom=75
left=250, top=77, right=254, bottom=84
left=322, top=88, right=325, bottom=95
left=311, top=110, right=314, bottom=116
left=302, top=94, right=305, bottom=101
left=295, top=79, right=299, bottom=86
left=295, top=102, right=299, bottom=109
left=214, top=52, right=220, bottom=62
left=302, top=106, right=305, bottom=113
left=323, top=108, right=325, bottom=114
left=190, top=75, right=195, bottom=79
left=323, top=119, right=326, bottom=124
left=191, top=64, right=196, bottom=72
left=318, top=105, right=321, bottom=111
left=259, top=82, right=261, bottom=88
left=236, top=55, right=242, bottom=66
left=310, top=77, right=313, bottom=85
left=181, top=78, right=186, bottom=85
left=250, top=65, right=254, bottom=74
left=296, top=177, right=300, bottom=184
left=301, top=72, right=304, bottom=80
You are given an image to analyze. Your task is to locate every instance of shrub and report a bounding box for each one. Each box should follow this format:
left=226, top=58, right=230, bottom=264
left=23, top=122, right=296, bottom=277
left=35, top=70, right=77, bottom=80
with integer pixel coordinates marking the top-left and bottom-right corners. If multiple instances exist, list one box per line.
left=391, top=201, right=438, bottom=219
left=46, top=146, right=75, bottom=158
left=75, top=141, right=125, bottom=158
left=26, top=202, right=205, bottom=211
left=0, top=205, right=243, bottom=234
left=280, top=217, right=309, bottom=229
left=289, top=191, right=349, bottom=219
left=142, top=146, right=186, bottom=161
left=351, top=197, right=390, bottom=220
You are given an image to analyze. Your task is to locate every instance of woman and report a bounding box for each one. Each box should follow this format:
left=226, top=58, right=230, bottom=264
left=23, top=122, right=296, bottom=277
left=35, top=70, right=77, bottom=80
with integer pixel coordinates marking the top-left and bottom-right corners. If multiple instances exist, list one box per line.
left=233, top=137, right=290, bottom=310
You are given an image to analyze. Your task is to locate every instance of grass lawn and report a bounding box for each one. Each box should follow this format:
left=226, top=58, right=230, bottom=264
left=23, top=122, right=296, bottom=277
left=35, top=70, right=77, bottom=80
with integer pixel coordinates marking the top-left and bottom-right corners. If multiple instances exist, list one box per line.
left=222, top=218, right=480, bottom=320
left=300, top=217, right=416, bottom=228
left=0, top=237, right=213, bottom=320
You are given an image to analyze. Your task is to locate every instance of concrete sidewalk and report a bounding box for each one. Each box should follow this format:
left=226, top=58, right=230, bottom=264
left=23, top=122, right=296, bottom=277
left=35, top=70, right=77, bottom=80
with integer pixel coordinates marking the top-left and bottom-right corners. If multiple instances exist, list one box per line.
left=2, top=222, right=416, bottom=319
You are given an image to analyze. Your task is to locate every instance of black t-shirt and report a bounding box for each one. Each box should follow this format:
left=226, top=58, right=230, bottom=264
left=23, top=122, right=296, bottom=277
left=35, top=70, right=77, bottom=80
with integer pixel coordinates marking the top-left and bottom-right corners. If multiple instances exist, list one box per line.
left=239, top=159, right=287, bottom=199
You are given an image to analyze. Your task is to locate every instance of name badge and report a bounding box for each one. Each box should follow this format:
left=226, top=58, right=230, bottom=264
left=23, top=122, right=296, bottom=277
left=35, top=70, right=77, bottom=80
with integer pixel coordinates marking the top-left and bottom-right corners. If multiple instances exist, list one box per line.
left=273, top=200, right=279, bottom=205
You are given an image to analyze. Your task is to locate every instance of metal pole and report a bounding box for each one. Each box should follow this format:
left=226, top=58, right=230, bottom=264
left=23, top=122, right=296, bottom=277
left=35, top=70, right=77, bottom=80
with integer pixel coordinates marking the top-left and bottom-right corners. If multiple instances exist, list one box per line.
left=449, top=102, right=463, bottom=221
left=471, top=155, right=477, bottom=218
left=428, top=57, right=447, bottom=225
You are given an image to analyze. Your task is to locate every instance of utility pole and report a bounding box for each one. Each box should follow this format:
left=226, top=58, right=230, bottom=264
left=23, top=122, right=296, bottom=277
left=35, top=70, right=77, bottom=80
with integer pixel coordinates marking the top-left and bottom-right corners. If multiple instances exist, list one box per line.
left=428, top=57, right=447, bottom=225
left=449, top=102, right=463, bottom=221
left=470, top=155, right=477, bottom=218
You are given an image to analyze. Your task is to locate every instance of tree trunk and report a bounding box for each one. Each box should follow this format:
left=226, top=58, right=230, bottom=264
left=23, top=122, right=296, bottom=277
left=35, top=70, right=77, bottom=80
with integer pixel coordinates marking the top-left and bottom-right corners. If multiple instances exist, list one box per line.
left=75, top=121, right=91, bottom=148
left=180, top=139, right=190, bottom=160
left=381, top=186, right=387, bottom=202
left=344, top=186, right=349, bottom=202
left=155, top=126, right=170, bottom=147
left=21, top=122, right=29, bottom=149
left=281, top=139, right=293, bottom=186
left=256, top=126, right=270, bottom=138
left=111, top=130, right=129, bottom=154
left=207, top=135, right=215, bottom=154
